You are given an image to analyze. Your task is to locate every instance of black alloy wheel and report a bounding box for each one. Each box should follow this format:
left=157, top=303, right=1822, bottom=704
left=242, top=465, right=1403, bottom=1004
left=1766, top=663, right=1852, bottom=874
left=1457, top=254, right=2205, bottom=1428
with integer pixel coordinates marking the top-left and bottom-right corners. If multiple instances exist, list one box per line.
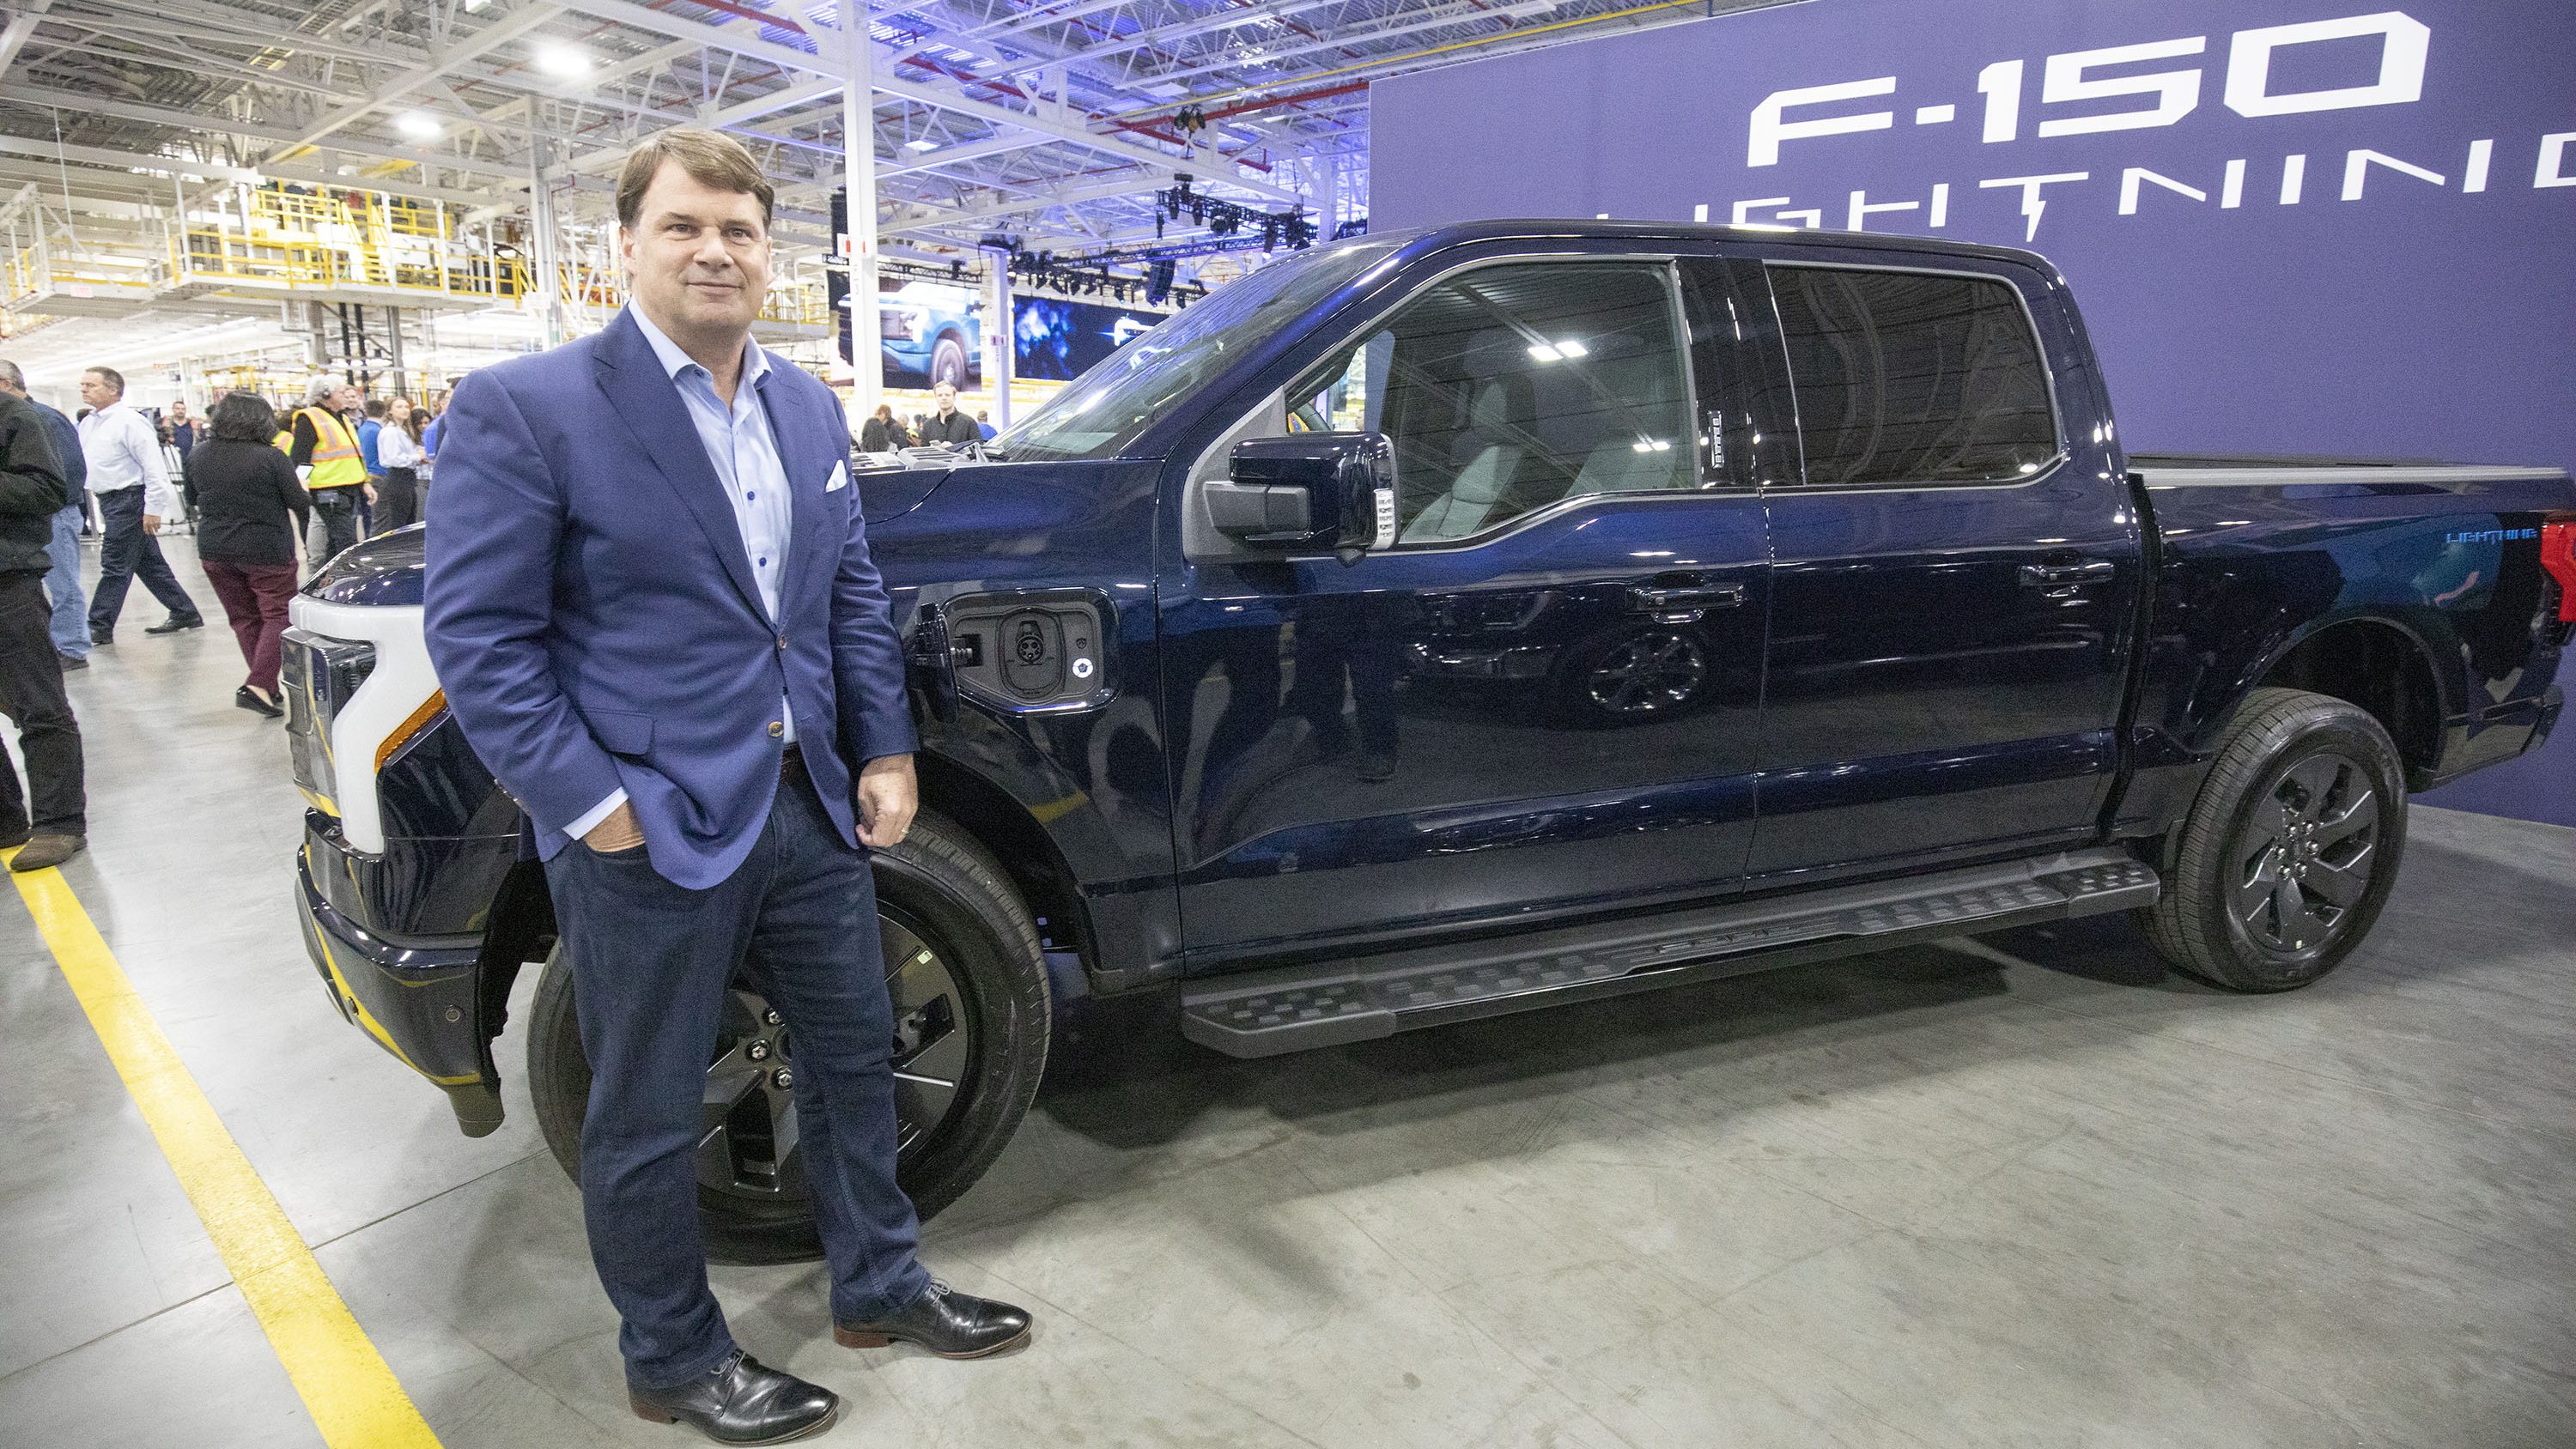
left=690, top=907, right=975, bottom=1219
left=529, top=810, right=1050, bottom=1262
left=2140, top=686, right=2408, bottom=991
left=2228, top=751, right=2382, bottom=954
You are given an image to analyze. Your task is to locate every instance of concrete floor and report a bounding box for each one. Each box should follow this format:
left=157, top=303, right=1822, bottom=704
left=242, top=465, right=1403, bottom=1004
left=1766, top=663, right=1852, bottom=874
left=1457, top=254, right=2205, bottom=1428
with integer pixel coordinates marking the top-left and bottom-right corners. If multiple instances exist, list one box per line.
left=3, top=535, right=2573, bottom=1448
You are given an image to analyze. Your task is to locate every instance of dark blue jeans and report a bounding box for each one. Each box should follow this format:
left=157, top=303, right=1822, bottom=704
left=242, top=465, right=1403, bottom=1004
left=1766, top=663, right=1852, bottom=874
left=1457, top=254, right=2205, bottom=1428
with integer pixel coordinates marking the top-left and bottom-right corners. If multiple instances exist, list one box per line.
left=87, top=486, right=199, bottom=637
left=542, top=761, right=930, bottom=1391
left=45, top=503, right=86, bottom=659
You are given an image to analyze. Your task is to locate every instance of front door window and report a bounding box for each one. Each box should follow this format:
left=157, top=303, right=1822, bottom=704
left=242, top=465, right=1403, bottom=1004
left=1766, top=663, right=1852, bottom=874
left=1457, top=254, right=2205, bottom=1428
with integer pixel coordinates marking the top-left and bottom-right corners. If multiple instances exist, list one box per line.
left=1288, top=263, right=1703, bottom=545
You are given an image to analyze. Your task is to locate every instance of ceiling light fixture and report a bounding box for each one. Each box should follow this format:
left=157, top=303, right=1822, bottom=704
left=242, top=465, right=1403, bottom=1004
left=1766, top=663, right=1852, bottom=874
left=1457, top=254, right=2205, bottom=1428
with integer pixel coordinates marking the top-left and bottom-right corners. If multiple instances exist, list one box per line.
left=533, top=43, right=593, bottom=78
left=394, top=112, right=442, bottom=140
left=904, top=137, right=939, bottom=151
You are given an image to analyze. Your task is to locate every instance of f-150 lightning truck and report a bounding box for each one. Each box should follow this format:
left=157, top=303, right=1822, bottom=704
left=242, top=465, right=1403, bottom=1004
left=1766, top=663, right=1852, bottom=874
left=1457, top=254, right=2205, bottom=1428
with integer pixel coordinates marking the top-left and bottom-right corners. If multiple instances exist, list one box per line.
left=284, top=221, right=2576, bottom=1256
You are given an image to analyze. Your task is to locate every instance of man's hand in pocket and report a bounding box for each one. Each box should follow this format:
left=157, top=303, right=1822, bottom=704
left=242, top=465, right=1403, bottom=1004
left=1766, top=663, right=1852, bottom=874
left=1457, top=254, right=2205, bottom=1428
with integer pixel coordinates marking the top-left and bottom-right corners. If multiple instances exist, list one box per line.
left=585, top=801, right=645, bottom=854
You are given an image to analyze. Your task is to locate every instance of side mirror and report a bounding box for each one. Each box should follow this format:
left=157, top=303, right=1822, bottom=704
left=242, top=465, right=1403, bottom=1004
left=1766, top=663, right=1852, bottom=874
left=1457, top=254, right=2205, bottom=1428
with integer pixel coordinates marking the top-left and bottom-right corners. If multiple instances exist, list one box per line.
left=1207, top=432, right=1397, bottom=550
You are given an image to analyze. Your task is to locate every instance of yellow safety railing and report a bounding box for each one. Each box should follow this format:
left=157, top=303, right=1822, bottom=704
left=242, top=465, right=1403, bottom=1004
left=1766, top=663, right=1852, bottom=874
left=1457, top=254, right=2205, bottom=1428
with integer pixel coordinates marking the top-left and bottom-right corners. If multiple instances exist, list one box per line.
left=7, top=180, right=833, bottom=330
left=161, top=182, right=507, bottom=302
left=2, top=244, right=41, bottom=309
left=2, top=237, right=158, bottom=309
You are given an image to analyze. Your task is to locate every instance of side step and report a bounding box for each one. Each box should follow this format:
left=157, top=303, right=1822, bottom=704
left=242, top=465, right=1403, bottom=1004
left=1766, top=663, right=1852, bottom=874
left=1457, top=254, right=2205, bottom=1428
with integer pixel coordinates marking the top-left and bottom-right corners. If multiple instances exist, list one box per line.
left=1180, top=849, right=2158, bottom=1058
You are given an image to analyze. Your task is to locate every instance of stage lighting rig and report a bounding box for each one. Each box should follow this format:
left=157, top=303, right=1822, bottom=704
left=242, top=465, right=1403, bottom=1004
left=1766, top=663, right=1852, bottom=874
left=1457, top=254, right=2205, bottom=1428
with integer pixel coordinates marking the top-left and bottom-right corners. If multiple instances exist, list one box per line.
left=1154, top=178, right=1317, bottom=251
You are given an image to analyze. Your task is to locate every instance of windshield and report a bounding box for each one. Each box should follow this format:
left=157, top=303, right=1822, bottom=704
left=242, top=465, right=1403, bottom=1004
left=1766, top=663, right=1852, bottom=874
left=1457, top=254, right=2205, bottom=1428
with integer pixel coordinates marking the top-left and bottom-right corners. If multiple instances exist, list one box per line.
left=996, top=238, right=1402, bottom=462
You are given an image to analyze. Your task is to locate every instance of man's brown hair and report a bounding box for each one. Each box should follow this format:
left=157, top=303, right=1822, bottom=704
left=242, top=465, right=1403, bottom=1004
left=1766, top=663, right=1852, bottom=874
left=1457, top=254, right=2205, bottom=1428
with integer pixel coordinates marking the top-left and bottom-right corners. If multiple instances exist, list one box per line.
left=616, top=129, right=773, bottom=231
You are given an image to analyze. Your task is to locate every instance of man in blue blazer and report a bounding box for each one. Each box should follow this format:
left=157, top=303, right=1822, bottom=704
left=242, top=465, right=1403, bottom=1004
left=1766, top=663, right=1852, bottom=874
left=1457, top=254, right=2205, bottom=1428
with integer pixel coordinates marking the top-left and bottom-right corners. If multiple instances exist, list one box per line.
left=425, top=130, right=1028, bottom=1446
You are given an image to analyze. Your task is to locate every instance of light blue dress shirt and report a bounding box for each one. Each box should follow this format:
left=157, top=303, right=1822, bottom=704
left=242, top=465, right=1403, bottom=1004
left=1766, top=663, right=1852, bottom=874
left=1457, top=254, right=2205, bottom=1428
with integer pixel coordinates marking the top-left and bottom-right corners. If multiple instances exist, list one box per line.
left=571, top=306, right=798, bottom=840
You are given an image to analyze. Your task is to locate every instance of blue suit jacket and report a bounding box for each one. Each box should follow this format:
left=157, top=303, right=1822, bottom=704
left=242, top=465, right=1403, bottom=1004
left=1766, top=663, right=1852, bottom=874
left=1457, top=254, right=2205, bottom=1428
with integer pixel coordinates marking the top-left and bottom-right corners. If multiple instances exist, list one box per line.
left=422, top=310, right=916, bottom=888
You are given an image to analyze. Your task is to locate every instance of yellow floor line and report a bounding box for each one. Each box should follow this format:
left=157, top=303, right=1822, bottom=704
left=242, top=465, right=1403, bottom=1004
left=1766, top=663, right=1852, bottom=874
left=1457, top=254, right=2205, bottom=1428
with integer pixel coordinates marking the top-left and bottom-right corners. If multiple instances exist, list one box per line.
left=9, top=852, right=444, bottom=1448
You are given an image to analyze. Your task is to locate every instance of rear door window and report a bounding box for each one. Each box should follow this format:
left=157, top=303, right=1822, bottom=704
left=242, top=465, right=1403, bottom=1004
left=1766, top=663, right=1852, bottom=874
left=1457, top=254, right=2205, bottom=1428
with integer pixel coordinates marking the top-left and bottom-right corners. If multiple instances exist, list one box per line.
left=1766, top=265, right=2058, bottom=487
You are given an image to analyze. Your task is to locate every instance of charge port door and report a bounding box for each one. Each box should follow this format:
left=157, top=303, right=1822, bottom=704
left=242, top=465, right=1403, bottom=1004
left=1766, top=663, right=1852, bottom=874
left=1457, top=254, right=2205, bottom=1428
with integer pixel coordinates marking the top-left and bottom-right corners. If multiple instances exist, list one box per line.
left=933, top=591, right=1117, bottom=713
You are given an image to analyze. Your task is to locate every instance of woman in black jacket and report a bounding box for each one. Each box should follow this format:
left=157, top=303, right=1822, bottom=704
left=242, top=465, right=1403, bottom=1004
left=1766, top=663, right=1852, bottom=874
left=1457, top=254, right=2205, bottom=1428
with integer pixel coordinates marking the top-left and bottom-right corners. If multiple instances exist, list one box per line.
left=857, top=403, right=913, bottom=452
left=183, top=392, right=309, bottom=717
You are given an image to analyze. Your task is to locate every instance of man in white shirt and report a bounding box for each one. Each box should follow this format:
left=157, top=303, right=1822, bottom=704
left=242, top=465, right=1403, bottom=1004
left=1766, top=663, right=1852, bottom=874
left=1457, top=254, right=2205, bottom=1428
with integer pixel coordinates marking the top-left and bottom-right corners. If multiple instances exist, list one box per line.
left=76, top=366, right=202, bottom=645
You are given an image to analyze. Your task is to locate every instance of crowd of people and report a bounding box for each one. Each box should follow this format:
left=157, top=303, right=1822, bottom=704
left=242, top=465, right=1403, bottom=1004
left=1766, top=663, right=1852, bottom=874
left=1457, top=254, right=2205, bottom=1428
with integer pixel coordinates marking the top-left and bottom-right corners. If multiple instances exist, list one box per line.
left=0, top=363, right=454, bottom=871
left=857, top=380, right=997, bottom=451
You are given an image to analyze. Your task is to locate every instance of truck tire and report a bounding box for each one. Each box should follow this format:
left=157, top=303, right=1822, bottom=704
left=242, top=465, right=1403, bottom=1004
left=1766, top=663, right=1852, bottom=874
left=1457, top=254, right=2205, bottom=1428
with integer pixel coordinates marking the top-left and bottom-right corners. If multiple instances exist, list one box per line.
left=2139, top=687, right=2406, bottom=992
left=927, top=334, right=970, bottom=391
left=527, top=809, right=1050, bottom=1263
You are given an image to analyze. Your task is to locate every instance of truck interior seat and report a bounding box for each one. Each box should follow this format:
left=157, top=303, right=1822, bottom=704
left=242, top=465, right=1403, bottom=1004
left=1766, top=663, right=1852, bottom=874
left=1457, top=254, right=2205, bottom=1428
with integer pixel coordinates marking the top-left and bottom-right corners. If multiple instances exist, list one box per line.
left=1401, top=373, right=1530, bottom=543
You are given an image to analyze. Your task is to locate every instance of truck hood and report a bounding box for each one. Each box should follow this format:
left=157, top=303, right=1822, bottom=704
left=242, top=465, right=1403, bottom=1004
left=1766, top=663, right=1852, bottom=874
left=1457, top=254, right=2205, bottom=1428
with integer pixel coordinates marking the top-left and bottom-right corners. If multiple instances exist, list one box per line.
left=306, top=525, right=428, bottom=607
left=857, top=458, right=957, bottom=523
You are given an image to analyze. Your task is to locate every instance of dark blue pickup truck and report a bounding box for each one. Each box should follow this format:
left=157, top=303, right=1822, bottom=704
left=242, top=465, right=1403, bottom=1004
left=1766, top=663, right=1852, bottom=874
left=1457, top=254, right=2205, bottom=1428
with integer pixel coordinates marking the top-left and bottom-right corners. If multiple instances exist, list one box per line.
left=285, top=221, right=2576, bottom=1255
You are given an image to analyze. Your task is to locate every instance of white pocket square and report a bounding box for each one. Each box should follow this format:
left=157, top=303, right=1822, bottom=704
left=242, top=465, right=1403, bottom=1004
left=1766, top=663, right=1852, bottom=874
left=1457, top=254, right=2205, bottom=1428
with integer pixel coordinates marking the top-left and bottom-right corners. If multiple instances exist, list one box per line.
left=823, top=462, right=849, bottom=493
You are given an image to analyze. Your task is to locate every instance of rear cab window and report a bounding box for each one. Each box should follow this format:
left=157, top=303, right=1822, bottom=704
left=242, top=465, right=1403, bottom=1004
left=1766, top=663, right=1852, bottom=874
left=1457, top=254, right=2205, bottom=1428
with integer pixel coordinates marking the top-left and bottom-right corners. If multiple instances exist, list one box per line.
left=1764, top=264, right=2059, bottom=487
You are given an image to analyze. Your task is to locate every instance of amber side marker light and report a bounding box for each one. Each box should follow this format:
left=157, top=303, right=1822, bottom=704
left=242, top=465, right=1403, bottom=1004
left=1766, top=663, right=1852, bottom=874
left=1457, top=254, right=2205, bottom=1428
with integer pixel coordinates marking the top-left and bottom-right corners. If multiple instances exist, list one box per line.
left=375, top=689, right=449, bottom=772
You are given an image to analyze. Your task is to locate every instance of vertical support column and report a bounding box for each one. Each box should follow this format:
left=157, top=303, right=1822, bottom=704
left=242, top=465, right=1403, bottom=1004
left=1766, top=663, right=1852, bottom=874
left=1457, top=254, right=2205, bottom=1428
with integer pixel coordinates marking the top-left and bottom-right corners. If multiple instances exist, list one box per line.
left=527, top=124, right=564, bottom=349
left=986, top=256, right=1012, bottom=428
left=841, top=0, right=880, bottom=428
left=385, top=306, right=406, bottom=400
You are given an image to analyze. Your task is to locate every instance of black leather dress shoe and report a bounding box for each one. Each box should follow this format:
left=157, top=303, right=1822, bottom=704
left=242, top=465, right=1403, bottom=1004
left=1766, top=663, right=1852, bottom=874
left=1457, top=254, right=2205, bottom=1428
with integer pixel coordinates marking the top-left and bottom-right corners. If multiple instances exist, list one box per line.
left=627, top=1350, right=837, bottom=1446
left=145, top=615, right=204, bottom=635
left=835, top=1282, right=1031, bottom=1359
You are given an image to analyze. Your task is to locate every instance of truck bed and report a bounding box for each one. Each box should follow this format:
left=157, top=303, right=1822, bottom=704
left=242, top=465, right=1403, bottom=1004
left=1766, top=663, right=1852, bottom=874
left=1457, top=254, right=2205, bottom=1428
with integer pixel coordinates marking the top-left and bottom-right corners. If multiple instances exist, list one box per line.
left=2118, top=452, right=2573, bottom=822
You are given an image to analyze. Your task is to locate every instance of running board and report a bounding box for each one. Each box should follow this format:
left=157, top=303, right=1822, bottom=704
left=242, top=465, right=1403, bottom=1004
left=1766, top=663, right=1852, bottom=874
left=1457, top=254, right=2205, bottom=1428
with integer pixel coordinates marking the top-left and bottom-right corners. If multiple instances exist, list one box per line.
left=1180, top=849, right=2158, bottom=1058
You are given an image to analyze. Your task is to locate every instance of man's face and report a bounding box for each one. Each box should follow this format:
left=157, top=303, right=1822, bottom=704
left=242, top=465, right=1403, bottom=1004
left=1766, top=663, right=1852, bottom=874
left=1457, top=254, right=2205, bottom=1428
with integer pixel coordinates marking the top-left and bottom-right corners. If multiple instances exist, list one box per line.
left=620, top=160, right=770, bottom=343
left=934, top=382, right=958, bottom=413
left=170, top=402, right=189, bottom=421
left=331, top=385, right=362, bottom=413
left=78, top=372, right=115, bottom=410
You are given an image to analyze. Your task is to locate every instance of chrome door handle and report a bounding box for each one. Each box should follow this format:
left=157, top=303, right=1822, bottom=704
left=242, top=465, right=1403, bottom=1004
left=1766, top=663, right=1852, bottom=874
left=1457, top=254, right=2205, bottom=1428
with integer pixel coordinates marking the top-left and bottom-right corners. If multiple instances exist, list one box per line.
left=2018, top=560, right=2117, bottom=589
left=1626, top=582, right=1745, bottom=615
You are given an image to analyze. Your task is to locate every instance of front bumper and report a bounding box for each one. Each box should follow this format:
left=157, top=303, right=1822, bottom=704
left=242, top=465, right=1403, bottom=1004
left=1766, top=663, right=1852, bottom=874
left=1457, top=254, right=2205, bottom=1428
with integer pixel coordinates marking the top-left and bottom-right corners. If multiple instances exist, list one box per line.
left=295, top=842, right=504, bottom=1134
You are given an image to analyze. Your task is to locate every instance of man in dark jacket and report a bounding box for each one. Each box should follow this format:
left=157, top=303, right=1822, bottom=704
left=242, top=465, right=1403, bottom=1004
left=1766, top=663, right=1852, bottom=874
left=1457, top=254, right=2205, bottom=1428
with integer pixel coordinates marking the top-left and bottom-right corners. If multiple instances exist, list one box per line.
left=0, top=385, right=88, bottom=871
left=914, top=380, right=981, bottom=446
left=0, top=361, right=90, bottom=669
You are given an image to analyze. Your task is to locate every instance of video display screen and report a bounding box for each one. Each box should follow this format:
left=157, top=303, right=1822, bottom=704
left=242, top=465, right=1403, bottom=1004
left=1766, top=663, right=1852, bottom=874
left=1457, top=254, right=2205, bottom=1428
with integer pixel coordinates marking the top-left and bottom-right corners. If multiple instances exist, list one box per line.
left=1012, top=295, right=1167, bottom=382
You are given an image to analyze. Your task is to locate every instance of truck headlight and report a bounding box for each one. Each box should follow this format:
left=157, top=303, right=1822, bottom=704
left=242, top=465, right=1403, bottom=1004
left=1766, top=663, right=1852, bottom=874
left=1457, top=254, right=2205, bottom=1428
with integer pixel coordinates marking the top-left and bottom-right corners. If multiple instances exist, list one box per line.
left=283, top=627, right=377, bottom=815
